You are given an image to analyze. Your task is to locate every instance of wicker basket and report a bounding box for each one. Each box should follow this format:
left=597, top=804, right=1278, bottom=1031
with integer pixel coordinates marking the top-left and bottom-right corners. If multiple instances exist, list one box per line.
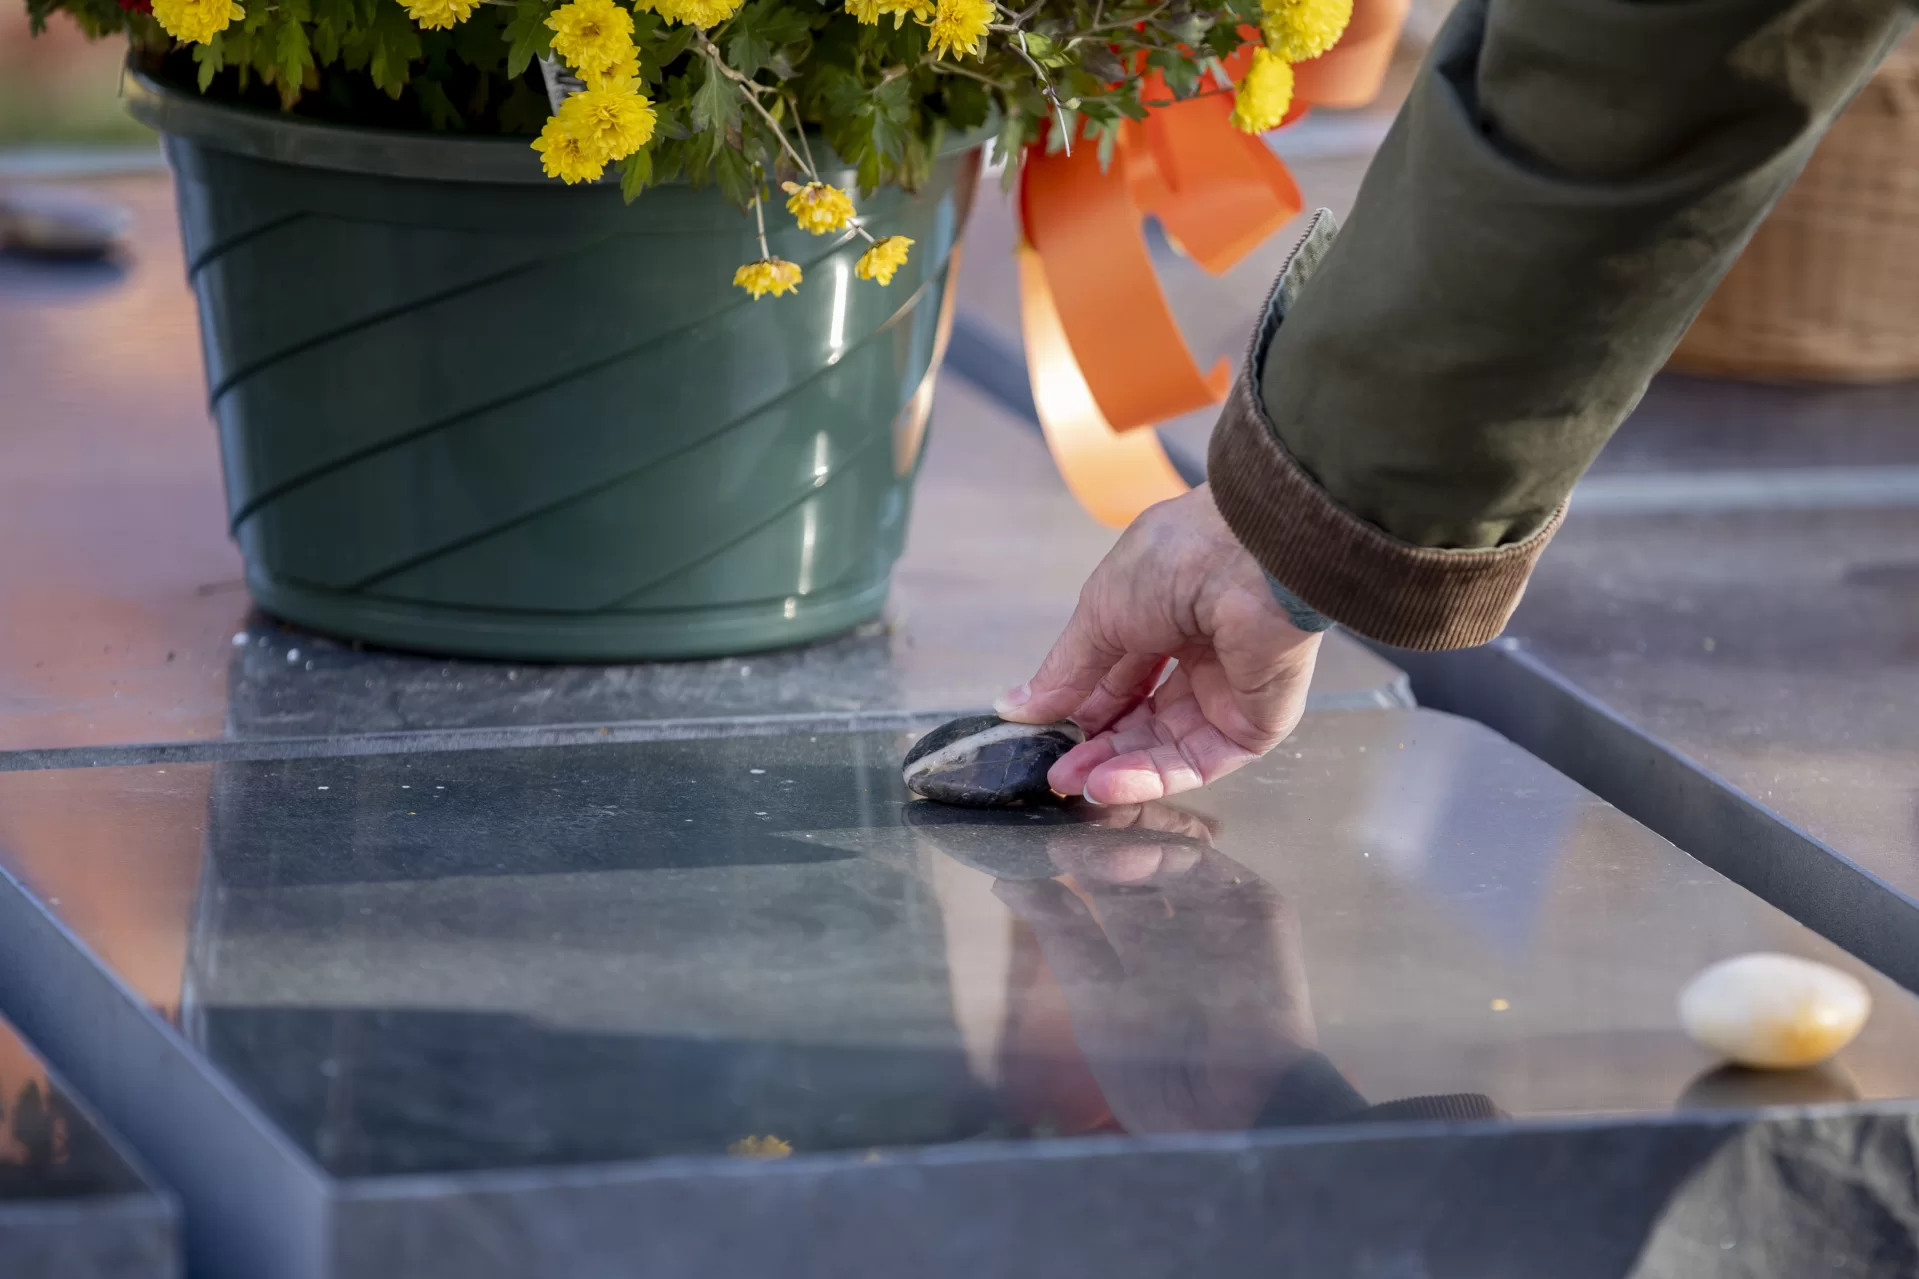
left=1670, top=35, right=1919, bottom=383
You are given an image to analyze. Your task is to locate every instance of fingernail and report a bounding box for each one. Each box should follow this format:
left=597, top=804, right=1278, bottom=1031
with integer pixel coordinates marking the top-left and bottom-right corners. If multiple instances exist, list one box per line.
left=1080, top=793, right=1106, bottom=807
left=994, top=682, right=1031, bottom=714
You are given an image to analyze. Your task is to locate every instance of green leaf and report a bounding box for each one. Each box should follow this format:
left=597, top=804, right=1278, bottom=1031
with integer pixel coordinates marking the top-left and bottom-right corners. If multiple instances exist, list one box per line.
left=937, top=75, right=989, bottom=131
left=365, top=1, right=422, bottom=98
left=499, top=76, right=551, bottom=133
left=635, top=23, right=694, bottom=83
left=1044, top=106, right=1078, bottom=155
left=712, top=144, right=756, bottom=209
left=727, top=29, right=772, bottom=78
left=872, top=71, right=911, bottom=119
left=897, top=127, right=930, bottom=190
left=690, top=62, right=742, bottom=134
left=1168, top=13, right=1210, bottom=46
left=452, top=8, right=505, bottom=71
left=728, top=0, right=809, bottom=73
left=651, top=136, right=688, bottom=184
left=193, top=36, right=226, bottom=91
left=855, top=143, right=882, bottom=193
left=990, top=107, right=1026, bottom=172
left=1094, top=116, right=1120, bottom=172
left=274, top=20, right=315, bottom=104
left=683, top=126, right=722, bottom=187
left=813, top=65, right=865, bottom=118
left=870, top=108, right=909, bottom=164
left=503, top=0, right=553, bottom=79
left=1079, top=43, right=1126, bottom=83
left=1201, top=21, right=1240, bottom=59
left=1019, top=31, right=1071, bottom=69
left=416, top=77, right=464, bottom=129
left=620, top=147, right=654, bottom=202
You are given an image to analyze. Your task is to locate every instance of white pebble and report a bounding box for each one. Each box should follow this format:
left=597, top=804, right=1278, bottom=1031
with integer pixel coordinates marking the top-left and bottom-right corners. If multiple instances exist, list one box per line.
left=231, top=632, right=248, bottom=647
left=1680, top=953, right=1871, bottom=1069
left=286, top=649, right=301, bottom=663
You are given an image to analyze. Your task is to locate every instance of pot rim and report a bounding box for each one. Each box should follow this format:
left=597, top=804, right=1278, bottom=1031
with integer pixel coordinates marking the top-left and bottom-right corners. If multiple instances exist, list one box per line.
left=126, top=66, right=994, bottom=187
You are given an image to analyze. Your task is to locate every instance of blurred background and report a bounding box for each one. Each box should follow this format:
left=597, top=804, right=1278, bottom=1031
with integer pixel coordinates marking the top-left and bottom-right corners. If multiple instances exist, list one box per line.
left=0, top=7, right=154, bottom=148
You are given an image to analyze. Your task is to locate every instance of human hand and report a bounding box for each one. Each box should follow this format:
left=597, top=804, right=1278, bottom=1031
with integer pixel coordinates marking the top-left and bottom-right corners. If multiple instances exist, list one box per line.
left=996, top=483, right=1321, bottom=805
left=993, top=802, right=1315, bottom=1134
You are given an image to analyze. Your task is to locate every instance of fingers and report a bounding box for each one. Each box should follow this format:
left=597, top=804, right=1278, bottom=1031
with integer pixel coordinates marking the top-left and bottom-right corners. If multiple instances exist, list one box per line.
left=1048, top=835, right=1206, bottom=887
left=1047, top=731, right=1122, bottom=797
left=1067, top=654, right=1175, bottom=737
left=994, top=600, right=1136, bottom=726
left=1072, top=674, right=1262, bottom=805
left=1082, top=801, right=1219, bottom=847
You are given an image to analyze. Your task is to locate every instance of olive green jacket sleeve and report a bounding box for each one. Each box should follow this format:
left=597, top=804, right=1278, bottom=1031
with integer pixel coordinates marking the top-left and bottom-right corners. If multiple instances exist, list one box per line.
left=1208, top=0, right=1915, bottom=650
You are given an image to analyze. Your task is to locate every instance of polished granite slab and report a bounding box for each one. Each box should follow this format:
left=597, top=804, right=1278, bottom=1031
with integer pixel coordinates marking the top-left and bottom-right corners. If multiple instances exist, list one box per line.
left=4, top=709, right=1919, bottom=1277
left=1395, top=497, right=1919, bottom=991
left=0, top=1015, right=177, bottom=1277
left=1381, top=374, right=1919, bottom=992
left=0, top=175, right=1406, bottom=768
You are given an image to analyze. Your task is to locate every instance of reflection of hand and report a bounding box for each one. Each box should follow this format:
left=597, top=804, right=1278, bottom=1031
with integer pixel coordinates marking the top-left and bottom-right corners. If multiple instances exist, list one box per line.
left=995, top=803, right=1315, bottom=1134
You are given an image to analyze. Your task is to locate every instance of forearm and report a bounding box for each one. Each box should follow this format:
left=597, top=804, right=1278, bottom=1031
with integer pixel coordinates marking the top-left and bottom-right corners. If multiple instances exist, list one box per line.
left=1212, top=0, right=1914, bottom=648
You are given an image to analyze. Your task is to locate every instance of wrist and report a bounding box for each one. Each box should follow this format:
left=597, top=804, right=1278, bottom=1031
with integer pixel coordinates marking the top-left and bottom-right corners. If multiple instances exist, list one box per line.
left=1263, top=573, right=1335, bottom=633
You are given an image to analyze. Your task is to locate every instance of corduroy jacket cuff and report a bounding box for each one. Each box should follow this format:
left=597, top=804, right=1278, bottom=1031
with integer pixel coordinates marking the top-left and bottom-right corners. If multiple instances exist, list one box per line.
left=1208, top=208, right=1564, bottom=652
left=1210, top=376, right=1563, bottom=651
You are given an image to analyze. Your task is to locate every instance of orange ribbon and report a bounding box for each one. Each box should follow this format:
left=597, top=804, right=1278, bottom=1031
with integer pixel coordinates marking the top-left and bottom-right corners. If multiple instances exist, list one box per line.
left=1016, top=0, right=1411, bottom=528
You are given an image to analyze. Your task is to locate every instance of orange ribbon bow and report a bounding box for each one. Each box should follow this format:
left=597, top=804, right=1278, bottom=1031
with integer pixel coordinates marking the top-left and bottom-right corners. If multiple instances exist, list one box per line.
left=1016, top=0, right=1410, bottom=527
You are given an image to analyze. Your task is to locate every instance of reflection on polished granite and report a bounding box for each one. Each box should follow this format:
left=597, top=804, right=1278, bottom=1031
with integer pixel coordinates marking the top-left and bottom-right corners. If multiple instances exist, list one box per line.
left=1388, top=375, right=1919, bottom=941
left=1495, top=501, right=1919, bottom=905
left=0, top=1015, right=177, bottom=1277
left=0, top=176, right=1405, bottom=764
left=2, top=708, right=1915, bottom=1193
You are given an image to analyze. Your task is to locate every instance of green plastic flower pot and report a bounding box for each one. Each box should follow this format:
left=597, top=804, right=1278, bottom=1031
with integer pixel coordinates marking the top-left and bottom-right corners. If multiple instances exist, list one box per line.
left=127, top=72, right=981, bottom=661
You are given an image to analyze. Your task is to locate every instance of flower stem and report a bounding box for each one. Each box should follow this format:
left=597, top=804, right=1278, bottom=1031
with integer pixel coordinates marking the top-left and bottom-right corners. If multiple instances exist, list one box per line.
left=993, top=11, right=1072, bottom=154
left=926, top=59, right=1010, bottom=90
left=697, top=35, right=817, bottom=181
left=752, top=180, right=771, bottom=259
left=785, top=91, right=820, bottom=175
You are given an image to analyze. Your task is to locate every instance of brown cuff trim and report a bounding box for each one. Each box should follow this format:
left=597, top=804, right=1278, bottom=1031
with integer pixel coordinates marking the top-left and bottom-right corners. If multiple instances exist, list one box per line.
left=1208, top=373, right=1565, bottom=652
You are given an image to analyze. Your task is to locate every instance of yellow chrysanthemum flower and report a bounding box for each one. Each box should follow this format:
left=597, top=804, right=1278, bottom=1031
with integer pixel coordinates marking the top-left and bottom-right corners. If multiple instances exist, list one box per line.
left=402, top=0, right=480, bottom=30
left=532, top=118, right=607, bottom=184
left=575, top=46, right=641, bottom=90
left=557, top=87, right=658, bottom=163
left=1230, top=47, right=1295, bottom=134
left=781, top=182, right=856, bottom=235
left=927, top=0, right=991, bottom=60
left=1260, top=0, right=1351, bottom=62
left=855, top=236, right=913, bottom=286
left=151, top=0, right=241, bottom=44
left=735, top=258, right=804, bottom=299
left=547, top=0, right=636, bottom=72
left=844, top=0, right=932, bottom=24
left=653, top=0, right=743, bottom=27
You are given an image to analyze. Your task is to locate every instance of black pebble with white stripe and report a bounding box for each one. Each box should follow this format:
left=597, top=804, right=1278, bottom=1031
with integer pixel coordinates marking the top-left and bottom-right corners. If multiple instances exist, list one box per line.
left=900, top=715, right=1084, bottom=808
